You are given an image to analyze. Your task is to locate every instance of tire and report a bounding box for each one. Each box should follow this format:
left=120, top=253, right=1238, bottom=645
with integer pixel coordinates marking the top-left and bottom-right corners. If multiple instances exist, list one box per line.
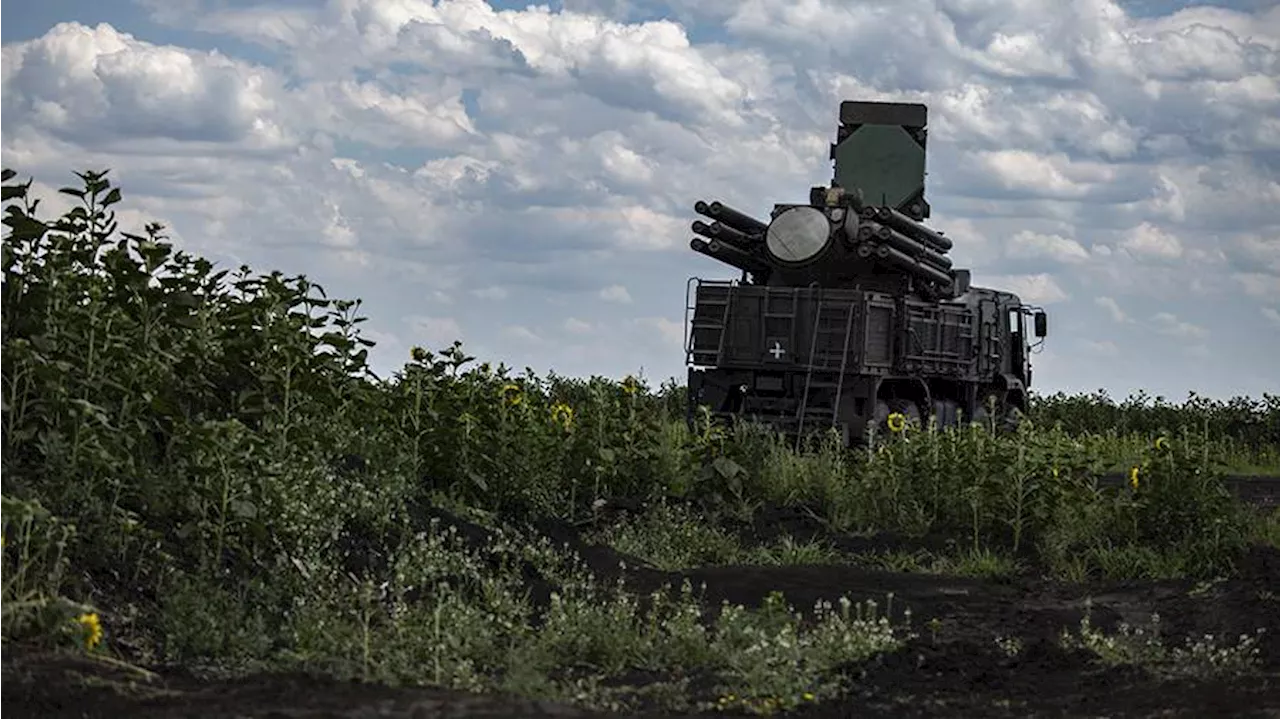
left=970, top=394, right=1000, bottom=431
left=1000, top=405, right=1025, bottom=433
left=932, top=399, right=960, bottom=430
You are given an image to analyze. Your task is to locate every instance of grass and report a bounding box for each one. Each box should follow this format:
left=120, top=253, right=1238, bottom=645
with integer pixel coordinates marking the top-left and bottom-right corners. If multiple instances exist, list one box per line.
left=583, top=501, right=845, bottom=570
left=1059, top=605, right=1267, bottom=680
left=3, top=168, right=1279, bottom=714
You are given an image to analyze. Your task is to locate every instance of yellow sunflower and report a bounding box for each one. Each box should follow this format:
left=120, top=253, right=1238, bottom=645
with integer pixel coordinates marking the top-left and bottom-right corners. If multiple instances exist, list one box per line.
left=501, top=383, right=523, bottom=406
left=551, top=402, right=574, bottom=430
left=76, top=612, right=102, bottom=650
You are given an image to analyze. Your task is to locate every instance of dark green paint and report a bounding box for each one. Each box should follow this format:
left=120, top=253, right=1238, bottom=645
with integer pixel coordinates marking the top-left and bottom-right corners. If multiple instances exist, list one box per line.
left=833, top=124, right=925, bottom=212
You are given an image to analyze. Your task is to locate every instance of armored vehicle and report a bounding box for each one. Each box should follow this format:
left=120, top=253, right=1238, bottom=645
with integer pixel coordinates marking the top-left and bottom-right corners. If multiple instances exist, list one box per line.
left=684, top=100, right=1047, bottom=446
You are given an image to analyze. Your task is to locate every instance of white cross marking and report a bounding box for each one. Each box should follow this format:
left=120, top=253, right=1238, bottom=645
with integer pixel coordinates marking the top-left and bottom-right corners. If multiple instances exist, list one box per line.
left=769, top=341, right=786, bottom=359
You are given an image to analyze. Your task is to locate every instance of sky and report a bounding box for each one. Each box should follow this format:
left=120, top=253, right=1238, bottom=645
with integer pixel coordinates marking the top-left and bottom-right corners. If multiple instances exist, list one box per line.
left=2, top=0, right=1278, bottom=401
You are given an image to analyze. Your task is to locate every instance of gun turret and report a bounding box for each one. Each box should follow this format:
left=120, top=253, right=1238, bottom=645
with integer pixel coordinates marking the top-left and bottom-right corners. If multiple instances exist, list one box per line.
left=686, top=101, right=974, bottom=299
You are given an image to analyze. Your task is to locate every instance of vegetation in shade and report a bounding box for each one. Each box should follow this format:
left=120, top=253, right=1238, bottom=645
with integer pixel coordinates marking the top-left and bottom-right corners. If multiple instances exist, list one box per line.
left=3, top=168, right=1278, bottom=714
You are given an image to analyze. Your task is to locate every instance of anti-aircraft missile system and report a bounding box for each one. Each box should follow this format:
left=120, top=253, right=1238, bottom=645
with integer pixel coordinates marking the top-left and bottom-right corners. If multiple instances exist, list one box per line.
left=684, top=100, right=1047, bottom=445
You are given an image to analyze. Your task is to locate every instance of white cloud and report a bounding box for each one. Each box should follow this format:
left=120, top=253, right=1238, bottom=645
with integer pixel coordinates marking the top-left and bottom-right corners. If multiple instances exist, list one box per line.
left=1121, top=222, right=1184, bottom=260
left=973, top=151, right=1117, bottom=200
left=980, top=273, right=1069, bottom=304
left=599, top=284, right=633, bottom=303
left=1225, top=233, right=1280, bottom=275
left=635, top=316, right=685, bottom=348
left=1095, top=296, right=1129, bottom=323
left=4, top=0, right=1279, bottom=401
left=1005, top=230, right=1090, bottom=264
left=2, top=22, right=294, bottom=152
left=1236, top=273, right=1280, bottom=300
left=305, top=79, right=478, bottom=148
left=564, top=317, right=592, bottom=333
left=1152, top=312, right=1207, bottom=340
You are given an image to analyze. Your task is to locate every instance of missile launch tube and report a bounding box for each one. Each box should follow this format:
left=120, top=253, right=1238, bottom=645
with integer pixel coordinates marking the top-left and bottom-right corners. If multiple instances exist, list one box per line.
left=874, top=206, right=953, bottom=252
left=875, top=243, right=954, bottom=287
left=866, top=221, right=953, bottom=270
left=692, top=220, right=757, bottom=247
left=695, top=200, right=768, bottom=236
left=689, top=238, right=772, bottom=276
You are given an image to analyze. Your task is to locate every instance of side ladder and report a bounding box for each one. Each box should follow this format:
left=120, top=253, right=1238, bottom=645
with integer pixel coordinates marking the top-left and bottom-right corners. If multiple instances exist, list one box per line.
left=797, top=294, right=859, bottom=447
left=684, top=278, right=738, bottom=367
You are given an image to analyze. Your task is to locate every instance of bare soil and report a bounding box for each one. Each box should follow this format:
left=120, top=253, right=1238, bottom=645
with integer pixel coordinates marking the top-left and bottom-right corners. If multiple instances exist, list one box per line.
left=5, top=500, right=1280, bottom=719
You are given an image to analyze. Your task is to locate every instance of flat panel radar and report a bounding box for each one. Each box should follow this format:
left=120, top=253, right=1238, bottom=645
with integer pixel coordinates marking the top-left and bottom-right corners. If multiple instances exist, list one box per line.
left=765, top=206, right=830, bottom=265
left=831, top=100, right=929, bottom=220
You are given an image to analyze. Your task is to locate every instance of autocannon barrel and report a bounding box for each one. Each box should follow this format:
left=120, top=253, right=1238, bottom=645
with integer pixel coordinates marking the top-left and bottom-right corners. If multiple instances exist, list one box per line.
left=864, top=221, right=953, bottom=270
left=873, top=206, right=953, bottom=252
left=692, top=220, right=757, bottom=247
left=690, top=238, right=772, bottom=276
left=694, top=200, right=768, bottom=236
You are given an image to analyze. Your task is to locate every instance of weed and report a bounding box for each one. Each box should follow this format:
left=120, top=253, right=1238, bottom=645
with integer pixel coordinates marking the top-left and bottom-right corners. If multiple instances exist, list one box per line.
left=1061, top=607, right=1265, bottom=679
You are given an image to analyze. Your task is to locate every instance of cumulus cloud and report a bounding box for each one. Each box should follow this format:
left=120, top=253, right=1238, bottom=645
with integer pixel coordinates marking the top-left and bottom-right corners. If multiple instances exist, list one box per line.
left=1095, top=296, right=1130, bottom=323
left=635, top=316, right=685, bottom=348
left=2, top=22, right=295, bottom=152
left=1121, top=222, right=1184, bottom=260
left=4, top=0, right=1278, bottom=400
left=1005, top=230, right=1091, bottom=265
left=980, top=273, right=1069, bottom=304
left=564, top=317, right=592, bottom=333
left=1236, top=273, right=1280, bottom=300
left=1152, top=312, right=1208, bottom=340
left=599, top=285, right=633, bottom=303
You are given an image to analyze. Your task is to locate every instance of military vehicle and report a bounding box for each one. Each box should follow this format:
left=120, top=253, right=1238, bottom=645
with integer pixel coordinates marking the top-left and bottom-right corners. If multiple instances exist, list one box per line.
left=683, top=100, right=1047, bottom=446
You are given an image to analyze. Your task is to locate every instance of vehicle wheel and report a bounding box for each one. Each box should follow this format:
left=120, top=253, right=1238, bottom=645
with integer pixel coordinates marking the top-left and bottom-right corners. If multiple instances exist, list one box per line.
left=1000, top=405, right=1025, bottom=433
left=932, top=399, right=960, bottom=430
left=970, top=394, right=1000, bottom=430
